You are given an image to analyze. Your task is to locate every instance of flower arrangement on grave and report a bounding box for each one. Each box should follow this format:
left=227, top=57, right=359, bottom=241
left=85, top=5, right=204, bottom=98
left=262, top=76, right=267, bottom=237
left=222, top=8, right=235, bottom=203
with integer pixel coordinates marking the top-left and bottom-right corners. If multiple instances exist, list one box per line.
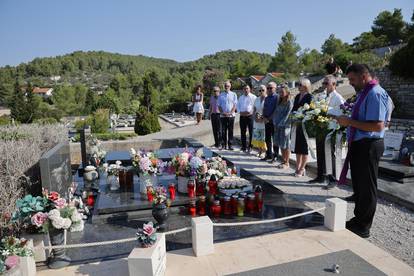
left=189, top=156, right=208, bottom=179
left=169, top=151, right=192, bottom=177
left=0, top=237, right=33, bottom=274
left=151, top=186, right=170, bottom=206
left=135, top=221, right=157, bottom=248
left=130, top=148, right=166, bottom=176
left=87, top=135, right=106, bottom=167
left=12, top=190, right=85, bottom=233
left=205, top=156, right=228, bottom=181
left=107, top=161, right=122, bottom=176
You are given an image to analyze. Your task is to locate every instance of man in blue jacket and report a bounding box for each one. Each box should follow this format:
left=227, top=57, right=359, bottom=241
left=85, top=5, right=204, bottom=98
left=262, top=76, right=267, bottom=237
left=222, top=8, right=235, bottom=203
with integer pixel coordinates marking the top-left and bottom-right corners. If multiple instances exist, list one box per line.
left=262, top=81, right=279, bottom=161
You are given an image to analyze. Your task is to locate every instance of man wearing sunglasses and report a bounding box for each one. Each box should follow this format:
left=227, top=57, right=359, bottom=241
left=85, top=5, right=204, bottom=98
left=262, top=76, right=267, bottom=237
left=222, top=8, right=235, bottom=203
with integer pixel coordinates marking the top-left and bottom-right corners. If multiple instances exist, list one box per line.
left=218, top=80, right=238, bottom=150
left=262, top=81, right=279, bottom=161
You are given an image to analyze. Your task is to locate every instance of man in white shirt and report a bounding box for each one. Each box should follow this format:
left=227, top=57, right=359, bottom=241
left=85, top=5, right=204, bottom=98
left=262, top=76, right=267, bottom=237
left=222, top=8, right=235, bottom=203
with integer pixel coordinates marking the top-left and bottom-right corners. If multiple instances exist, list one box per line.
left=311, top=75, right=346, bottom=188
left=218, top=80, right=238, bottom=150
left=237, top=85, right=257, bottom=152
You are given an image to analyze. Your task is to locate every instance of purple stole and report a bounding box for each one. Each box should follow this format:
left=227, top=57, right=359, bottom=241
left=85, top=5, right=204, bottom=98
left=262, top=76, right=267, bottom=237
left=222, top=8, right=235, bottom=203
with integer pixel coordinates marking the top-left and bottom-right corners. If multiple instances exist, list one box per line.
left=338, top=79, right=378, bottom=185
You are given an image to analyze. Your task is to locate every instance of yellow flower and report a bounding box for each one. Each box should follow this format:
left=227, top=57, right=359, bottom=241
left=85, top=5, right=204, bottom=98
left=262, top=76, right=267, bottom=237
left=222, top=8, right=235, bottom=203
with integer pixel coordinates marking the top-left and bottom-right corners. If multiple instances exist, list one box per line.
left=310, top=102, right=316, bottom=109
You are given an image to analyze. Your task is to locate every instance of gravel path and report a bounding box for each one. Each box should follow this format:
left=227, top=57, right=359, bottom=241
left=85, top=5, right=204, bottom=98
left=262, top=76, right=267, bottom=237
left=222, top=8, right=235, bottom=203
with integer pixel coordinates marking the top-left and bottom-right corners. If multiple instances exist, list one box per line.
left=217, top=148, right=414, bottom=268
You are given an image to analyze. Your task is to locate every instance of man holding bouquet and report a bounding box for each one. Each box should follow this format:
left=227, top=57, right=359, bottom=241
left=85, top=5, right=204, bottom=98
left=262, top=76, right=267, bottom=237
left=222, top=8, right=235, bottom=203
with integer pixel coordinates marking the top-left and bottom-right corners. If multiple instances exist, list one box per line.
left=336, top=64, right=391, bottom=238
left=309, top=75, right=345, bottom=188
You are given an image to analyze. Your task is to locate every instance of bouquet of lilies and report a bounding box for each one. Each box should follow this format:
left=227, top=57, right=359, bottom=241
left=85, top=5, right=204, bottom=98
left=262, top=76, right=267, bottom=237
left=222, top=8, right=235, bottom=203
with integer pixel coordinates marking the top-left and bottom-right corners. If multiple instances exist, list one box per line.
left=130, top=148, right=166, bottom=176
left=290, top=98, right=331, bottom=138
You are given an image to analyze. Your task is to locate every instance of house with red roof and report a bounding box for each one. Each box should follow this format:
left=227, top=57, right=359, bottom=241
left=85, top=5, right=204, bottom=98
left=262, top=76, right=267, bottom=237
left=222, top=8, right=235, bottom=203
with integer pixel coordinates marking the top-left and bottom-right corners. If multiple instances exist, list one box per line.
left=32, top=87, right=53, bottom=98
left=237, top=72, right=284, bottom=90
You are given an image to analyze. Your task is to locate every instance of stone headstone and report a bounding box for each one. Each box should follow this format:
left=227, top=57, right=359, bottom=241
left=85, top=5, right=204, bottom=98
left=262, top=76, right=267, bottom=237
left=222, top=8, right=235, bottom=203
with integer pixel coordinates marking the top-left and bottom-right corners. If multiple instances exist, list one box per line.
left=384, top=131, right=404, bottom=151
left=39, top=142, right=72, bottom=195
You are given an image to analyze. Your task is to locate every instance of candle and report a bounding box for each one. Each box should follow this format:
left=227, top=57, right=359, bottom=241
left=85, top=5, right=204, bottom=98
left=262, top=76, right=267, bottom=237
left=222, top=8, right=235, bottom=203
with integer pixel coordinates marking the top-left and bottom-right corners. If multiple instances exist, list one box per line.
left=223, top=196, right=232, bottom=216
left=237, top=198, right=245, bottom=217
left=211, top=200, right=221, bottom=218
left=198, top=196, right=206, bottom=216
left=168, top=183, right=176, bottom=201
left=188, top=179, right=195, bottom=198
left=189, top=201, right=196, bottom=217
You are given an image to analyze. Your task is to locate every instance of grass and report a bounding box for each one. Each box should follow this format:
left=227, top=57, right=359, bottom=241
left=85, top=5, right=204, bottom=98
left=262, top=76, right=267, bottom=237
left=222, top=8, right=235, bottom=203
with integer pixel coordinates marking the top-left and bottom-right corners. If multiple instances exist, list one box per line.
left=71, top=132, right=137, bottom=142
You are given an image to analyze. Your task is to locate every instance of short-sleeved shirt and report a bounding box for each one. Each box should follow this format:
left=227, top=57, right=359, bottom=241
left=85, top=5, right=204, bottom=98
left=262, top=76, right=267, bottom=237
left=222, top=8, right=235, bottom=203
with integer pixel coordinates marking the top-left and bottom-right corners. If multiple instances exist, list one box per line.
left=352, top=84, right=391, bottom=141
left=218, top=91, right=238, bottom=117
left=209, top=96, right=220, bottom=114
left=237, top=93, right=257, bottom=114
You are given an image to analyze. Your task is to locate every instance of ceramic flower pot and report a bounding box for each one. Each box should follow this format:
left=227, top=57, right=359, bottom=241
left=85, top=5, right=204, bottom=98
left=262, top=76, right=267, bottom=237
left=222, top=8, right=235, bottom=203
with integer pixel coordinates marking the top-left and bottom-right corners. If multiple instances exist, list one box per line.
left=152, top=203, right=169, bottom=231
left=47, top=228, right=71, bottom=269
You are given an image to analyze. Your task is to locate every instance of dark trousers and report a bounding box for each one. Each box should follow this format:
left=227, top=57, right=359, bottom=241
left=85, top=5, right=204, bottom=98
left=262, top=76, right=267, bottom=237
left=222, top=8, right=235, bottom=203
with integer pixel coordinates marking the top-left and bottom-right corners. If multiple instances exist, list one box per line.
left=350, top=138, right=384, bottom=231
left=220, top=117, right=235, bottom=147
left=210, top=113, right=221, bottom=147
left=240, top=115, right=253, bottom=149
left=316, top=135, right=326, bottom=179
left=265, top=122, right=279, bottom=158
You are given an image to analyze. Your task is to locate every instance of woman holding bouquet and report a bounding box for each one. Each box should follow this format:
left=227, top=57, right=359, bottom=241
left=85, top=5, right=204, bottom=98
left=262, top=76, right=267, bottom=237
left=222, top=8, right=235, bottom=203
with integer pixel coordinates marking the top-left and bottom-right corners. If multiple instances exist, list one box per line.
left=251, top=85, right=267, bottom=158
left=292, top=78, right=313, bottom=177
left=273, top=85, right=293, bottom=169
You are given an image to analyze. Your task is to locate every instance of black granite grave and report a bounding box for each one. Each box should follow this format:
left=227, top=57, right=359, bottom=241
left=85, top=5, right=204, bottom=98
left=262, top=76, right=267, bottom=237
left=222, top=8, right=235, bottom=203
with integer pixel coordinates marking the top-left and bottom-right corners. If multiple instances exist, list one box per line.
left=226, top=250, right=386, bottom=276
left=64, top=147, right=323, bottom=264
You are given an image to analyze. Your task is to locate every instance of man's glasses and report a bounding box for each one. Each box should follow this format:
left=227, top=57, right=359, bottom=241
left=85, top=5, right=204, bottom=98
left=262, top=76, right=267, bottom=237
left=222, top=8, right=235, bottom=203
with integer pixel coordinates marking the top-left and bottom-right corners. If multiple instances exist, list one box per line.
left=322, top=82, right=329, bottom=85
left=267, top=87, right=274, bottom=90
left=259, top=89, right=265, bottom=92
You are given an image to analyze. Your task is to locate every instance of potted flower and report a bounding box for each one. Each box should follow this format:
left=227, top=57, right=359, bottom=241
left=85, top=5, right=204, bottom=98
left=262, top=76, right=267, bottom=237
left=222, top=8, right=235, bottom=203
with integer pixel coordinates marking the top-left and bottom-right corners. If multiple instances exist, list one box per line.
left=130, top=149, right=166, bottom=194
left=169, top=151, right=194, bottom=193
left=13, top=190, right=85, bottom=269
left=0, top=237, right=34, bottom=276
left=151, top=186, right=170, bottom=231
left=107, top=161, right=122, bottom=191
left=135, top=222, right=157, bottom=248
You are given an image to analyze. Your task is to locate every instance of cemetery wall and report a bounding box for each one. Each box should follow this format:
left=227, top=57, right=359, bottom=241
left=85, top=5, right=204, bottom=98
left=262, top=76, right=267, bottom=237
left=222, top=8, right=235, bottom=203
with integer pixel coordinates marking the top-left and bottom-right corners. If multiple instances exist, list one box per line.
left=375, top=67, right=414, bottom=119
left=389, top=118, right=414, bottom=137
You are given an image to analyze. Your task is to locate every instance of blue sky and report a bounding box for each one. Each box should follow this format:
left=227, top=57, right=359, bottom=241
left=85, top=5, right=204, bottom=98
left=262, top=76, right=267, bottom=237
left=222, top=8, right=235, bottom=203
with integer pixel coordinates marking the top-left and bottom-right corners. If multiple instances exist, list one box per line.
left=0, top=0, right=413, bottom=67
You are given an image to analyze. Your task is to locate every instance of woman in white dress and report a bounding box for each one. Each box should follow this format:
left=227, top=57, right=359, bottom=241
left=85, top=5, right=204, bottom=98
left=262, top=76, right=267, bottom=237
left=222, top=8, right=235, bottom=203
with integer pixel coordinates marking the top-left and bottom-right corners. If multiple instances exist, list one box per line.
left=192, top=85, right=204, bottom=125
left=251, top=85, right=267, bottom=158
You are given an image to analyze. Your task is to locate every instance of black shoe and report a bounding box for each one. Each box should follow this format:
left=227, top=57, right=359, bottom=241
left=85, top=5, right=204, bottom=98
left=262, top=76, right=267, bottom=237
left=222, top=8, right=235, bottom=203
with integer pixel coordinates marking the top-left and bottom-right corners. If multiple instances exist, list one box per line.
left=247, top=147, right=251, bottom=153
left=228, top=146, right=234, bottom=151
left=323, top=181, right=337, bottom=190
left=240, top=147, right=246, bottom=152
left=346, top=221, right=370, bottom=238
left=343, top=194, right=356, bottom=202
left=308, top=177, right=324, bottom=184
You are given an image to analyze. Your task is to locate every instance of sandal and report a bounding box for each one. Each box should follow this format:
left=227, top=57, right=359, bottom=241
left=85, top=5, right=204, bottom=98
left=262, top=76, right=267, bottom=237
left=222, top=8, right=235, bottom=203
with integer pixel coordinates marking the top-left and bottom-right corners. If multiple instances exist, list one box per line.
left=277, top=162, right=289, bottom=169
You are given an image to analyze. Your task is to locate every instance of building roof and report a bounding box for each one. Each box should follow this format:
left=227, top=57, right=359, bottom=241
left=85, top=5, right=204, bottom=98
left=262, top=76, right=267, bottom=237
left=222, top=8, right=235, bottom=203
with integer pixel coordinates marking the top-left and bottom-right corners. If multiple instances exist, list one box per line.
left=268, top=72, right=284, bottom=78
left=32, top=87, right=52, bottom=94
left=251, top=75, right=264, bottom=81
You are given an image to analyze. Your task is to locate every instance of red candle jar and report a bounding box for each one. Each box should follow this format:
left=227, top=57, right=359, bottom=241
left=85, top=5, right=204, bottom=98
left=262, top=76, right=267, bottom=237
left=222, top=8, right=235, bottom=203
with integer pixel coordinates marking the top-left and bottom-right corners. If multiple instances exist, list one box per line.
left=231, top=195, right=239, bottom=215
left=146, top=186, right=154, bottom=202
left=168, top=183, right=176, bottom=201
left=188, top=179, right=195, bottom=198
left=87, top=192, right=95, bottom=207
left=208, top=177, right=218, bottom=195
left=196, top=178, right=205, bottom=196
left=232, top=166, right=237, bottom=175
left=198, top=196, right=206, bottom=216
left=255, top=186, right=263, bottom=213
left=211, top=200, right=221, bottom=218
left=189, top=200, right=197, bottom=217
left=223, top=196, right=232, bottom=216
left=246, top=194, right=256, bottom=213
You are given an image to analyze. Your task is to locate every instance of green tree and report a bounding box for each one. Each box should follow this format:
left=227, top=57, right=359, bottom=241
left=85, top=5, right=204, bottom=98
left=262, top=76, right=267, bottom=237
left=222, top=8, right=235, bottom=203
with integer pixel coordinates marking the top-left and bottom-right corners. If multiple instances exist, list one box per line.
left=10, top=79, right=28, bottom=123
left=372, top=9, right=406, bottom=44
left=134, top=106, right=161, bottom=135
left=25, top=83, right=41, bottom=123
left=141, top=71, right=160, bottom=112
left=269, top=31, right=302, bottom=76
left=202, top=69, right=226, bottom=96
left=406, top=10, right=414, bottom=39
left=84, top=89, right=96, bottom=114
left=95, top=89, right=120, bottom=114
left=352, top=32, right=388, bottom=52
left=300, top=49, right=324, bottom=75
left=321, top=34, right=349, bottom=56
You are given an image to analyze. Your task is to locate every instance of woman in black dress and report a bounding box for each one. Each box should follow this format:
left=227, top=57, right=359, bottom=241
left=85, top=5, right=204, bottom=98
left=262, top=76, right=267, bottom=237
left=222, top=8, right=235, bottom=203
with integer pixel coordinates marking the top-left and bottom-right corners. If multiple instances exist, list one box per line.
left=292, top=78, right=313, bottom=177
